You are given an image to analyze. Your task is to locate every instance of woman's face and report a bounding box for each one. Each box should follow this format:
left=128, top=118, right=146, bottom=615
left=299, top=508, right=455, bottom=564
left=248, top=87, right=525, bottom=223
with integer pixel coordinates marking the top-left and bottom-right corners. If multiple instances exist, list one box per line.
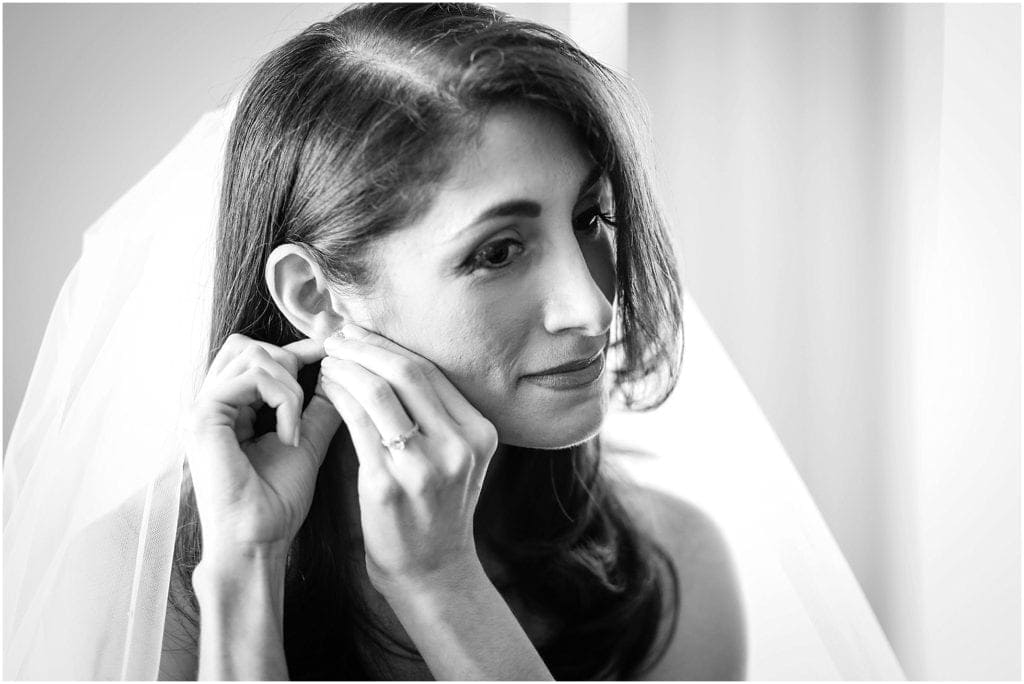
left=357, top=104, right=616, bottom=449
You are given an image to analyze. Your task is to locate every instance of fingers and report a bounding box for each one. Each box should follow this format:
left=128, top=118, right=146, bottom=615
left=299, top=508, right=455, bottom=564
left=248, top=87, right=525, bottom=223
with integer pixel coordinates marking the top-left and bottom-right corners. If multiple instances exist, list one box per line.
left=319, top=344, right=496, bottom=492
left=210, top=333, right=326, bottom=378
left=296, top=384, right=342, bottom=470
left=188, top=365, right=303, bottom=499
left=328, top=324, right=485, bottom=428
left=320, top=358, right=421, bottom=448
left=187, top=333, right=337, bottom=525
left=326, top=326, right=498, bottom=461
left=205, top=364, right=303, bottom=447
left=203, top=337, right=310, bottom=448
left=282, top=337, right=329, bottom=367
left=317, top=373, right=392, bottom=478
left=320, top=355, right=447, bottom=489
left=323, top=333, right=453, bottom=430
left=220, top=350, right=304, bottom=441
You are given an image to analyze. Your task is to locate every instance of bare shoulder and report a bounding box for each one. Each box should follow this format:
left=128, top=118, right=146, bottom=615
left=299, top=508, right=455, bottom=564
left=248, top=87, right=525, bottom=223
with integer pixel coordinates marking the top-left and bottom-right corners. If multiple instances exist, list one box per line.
left=615, top=479, right=748, bottom=681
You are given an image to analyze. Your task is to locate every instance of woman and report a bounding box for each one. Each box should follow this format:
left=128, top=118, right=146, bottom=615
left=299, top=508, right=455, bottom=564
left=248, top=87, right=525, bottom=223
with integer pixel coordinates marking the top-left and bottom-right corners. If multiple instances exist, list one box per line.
left=103, top=3, right=746, bottom=679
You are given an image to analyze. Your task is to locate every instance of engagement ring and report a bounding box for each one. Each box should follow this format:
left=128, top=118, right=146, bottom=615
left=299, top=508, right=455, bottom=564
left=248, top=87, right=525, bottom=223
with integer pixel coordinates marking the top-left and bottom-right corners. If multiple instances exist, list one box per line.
left=381, top=423, right=420, bottom=451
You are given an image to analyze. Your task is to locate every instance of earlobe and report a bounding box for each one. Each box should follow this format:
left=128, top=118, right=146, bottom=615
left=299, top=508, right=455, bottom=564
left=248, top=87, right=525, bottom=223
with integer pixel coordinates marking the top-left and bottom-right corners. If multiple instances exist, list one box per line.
left=265, top=244, right=348, bottom=341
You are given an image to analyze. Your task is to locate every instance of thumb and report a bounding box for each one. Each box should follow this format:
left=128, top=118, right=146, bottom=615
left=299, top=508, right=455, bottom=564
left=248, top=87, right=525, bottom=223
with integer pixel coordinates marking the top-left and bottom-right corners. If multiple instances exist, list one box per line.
left=297, top=377, right=343, bottom=468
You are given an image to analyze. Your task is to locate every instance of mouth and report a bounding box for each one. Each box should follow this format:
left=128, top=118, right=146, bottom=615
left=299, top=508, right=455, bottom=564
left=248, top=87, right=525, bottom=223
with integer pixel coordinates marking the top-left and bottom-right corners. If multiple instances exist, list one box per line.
left=526, top=348, right=604, bottom=377
left=521, top=348, right=606, bottom=391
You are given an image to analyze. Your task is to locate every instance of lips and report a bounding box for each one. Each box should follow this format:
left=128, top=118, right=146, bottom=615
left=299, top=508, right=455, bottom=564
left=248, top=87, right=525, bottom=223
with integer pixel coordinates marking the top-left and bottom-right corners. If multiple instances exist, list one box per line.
left=526, top=348, right=604, bottom=377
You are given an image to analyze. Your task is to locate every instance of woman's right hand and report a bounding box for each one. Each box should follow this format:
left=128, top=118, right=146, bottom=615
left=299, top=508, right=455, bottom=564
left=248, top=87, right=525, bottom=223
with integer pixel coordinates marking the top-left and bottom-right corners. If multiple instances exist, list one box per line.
left=183, top=333, right=343, bottom=558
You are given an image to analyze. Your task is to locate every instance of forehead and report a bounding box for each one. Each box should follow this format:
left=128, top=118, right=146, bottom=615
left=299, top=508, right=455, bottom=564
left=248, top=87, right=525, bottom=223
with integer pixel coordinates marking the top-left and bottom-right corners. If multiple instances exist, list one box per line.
left=419, top=105, right=595, bottom=233
left=451, top=104, right=591, bottom=188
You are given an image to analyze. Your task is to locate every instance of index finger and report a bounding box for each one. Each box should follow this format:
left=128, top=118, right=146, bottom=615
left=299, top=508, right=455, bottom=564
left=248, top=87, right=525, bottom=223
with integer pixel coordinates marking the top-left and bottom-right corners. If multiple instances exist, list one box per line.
left=333, top=323, right=485, bottom=425
left=283, top=336, right=329, bottom=367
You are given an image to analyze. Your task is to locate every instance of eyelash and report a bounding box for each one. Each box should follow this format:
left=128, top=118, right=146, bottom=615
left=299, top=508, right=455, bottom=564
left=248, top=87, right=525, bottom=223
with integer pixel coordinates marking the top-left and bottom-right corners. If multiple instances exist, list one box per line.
left=465, top=206, right=617, bottom=273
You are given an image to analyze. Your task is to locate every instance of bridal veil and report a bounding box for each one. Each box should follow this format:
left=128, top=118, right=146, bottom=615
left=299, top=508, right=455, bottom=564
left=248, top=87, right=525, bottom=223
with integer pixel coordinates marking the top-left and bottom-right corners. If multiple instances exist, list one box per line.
left=3, top=100, right=905, bottom=679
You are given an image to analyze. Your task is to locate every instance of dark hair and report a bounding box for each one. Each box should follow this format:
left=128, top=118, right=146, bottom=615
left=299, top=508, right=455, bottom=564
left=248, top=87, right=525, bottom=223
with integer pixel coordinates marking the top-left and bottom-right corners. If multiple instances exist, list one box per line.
left=172, top=3, right=684, bottom=679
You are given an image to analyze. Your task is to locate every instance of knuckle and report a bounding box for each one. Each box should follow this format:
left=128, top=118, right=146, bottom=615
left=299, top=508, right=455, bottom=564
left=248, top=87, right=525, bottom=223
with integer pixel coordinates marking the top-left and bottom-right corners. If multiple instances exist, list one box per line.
left=446, top=454, right=473, bottom=479
left=222, top=333, right=248, bottom=354
left=440, top=437, right=474, bottom=474
left=454, top=438, right=476, bottom=461
left=242, top=344, right=270, bottom=364
left=394, top=359, right=421, bottom=384
left=242, top=365, right=271, bottom=384
left=471, top=420, right=499, bottom=454
left=366, top=378, right=393, bottom=404
left=420, top=361, right=443, bottom=382
left=280, top=352, right=300, bottom=375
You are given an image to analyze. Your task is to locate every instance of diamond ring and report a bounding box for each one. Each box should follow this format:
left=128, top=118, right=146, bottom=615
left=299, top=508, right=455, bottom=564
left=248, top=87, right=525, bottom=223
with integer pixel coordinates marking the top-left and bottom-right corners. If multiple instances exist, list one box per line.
left=381, top=423, right=421, bottom=451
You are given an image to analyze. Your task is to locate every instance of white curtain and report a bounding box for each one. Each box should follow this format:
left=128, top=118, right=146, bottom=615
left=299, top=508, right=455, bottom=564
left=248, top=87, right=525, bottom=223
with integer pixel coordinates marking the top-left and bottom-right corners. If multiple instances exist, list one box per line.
left=621, top=4, right=1020, bottom=680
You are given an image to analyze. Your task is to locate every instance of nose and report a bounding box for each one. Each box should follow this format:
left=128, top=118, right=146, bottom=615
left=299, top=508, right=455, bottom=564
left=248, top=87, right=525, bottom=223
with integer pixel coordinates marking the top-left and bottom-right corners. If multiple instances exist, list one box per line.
left=541, top=235, right=614, bottom=338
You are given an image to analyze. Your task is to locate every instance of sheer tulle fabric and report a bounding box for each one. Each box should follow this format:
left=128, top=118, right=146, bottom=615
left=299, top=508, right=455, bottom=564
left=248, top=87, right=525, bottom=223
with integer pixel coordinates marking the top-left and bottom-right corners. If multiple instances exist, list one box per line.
left=3, top=102, right=904, bottom=680
left=3, top=105, right=228, bottom=679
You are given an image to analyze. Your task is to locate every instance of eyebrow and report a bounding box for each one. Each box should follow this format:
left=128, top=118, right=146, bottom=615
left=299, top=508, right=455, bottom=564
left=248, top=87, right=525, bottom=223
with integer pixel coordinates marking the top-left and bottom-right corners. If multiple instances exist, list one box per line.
left=449, top=163, right=604, bottom=242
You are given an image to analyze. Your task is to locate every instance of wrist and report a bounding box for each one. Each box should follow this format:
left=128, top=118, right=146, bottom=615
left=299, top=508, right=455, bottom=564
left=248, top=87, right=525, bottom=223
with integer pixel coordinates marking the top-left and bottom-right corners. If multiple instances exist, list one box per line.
left=376, top=555, right=489, bottom=608
left=193, top=548, right=288, bottom=608
left=193, top=549, right=290, bottom=680
left=197, top=537, right=291, bottom=566
left=379, top=559, right=554, bottom=681
left=382, top=557, right=493, bottom=618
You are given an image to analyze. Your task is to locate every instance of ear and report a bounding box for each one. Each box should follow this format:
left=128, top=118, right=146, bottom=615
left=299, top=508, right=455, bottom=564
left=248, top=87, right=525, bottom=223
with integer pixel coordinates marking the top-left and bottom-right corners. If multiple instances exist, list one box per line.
left=265, top=244, right=355, bottom=342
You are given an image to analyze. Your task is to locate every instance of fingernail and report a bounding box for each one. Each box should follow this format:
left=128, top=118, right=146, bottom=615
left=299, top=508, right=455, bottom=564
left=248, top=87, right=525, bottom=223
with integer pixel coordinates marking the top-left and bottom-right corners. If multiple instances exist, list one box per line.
left=292, top=425, right=301, bottom=448
left=341, top=323, right=367, bottom=339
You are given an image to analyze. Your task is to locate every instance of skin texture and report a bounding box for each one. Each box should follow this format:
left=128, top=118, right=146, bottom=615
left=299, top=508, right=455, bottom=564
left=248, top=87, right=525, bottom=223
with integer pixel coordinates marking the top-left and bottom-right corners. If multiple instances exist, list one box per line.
left=330, top=102, right=617, bottom=448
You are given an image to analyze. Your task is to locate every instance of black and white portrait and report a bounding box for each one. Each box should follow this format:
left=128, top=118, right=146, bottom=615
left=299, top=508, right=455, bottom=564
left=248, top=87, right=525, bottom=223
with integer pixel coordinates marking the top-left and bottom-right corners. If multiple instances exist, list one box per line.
left=3, top=3, right=1019, bottom=680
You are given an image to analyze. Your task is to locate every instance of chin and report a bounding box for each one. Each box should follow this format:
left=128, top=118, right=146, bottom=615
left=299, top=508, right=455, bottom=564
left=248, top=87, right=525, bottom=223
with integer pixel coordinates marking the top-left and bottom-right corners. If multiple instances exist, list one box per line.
left=495, top=394, right=607, bottom=450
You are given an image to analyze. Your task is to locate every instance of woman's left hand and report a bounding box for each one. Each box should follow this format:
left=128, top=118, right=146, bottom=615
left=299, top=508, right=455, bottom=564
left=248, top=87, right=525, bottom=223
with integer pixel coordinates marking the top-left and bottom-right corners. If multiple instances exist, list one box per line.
left=319, top=323, right=499, bottom=599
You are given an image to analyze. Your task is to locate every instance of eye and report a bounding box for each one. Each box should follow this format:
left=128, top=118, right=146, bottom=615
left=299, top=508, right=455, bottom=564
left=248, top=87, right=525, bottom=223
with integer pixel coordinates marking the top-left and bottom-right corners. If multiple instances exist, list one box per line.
left=467, top=237, right=524, bottom=271
left=573, top=205, right=617, bottom=236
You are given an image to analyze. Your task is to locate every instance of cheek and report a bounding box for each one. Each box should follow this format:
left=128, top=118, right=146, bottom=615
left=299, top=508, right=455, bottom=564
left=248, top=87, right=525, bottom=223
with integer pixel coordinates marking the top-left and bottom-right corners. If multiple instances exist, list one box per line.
left=381, top=284, right=533, bottom=397
left=447, top=300, right=531, bottom=390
